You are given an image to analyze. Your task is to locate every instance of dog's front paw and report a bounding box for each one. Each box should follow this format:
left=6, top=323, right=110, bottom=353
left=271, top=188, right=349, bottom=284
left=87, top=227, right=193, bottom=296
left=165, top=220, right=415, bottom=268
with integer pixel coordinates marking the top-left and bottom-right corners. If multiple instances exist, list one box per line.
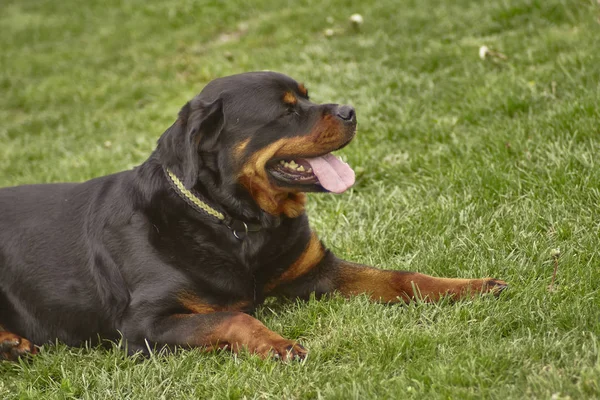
left=255, top=339, right=307, bottom=362
left=453, top=278, right=508, bottom=300
left=472, top=278, right=508, bottom=297
left=483, top=278, right=508, bottom=295
left=0, top=331, right=38, bottom=361
left=216, top=313, right=308, bottom=361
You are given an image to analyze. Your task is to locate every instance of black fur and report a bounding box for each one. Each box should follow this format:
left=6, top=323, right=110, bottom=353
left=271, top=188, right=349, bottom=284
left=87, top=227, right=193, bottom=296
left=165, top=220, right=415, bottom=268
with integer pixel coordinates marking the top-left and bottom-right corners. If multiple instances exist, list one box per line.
left=0, top=72, right=351, bottom=352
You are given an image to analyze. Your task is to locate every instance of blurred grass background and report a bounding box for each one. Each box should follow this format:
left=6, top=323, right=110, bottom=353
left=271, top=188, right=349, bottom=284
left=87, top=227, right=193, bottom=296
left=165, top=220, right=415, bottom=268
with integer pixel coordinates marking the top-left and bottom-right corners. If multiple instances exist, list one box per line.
left=1, top=0, right=600, bottom=398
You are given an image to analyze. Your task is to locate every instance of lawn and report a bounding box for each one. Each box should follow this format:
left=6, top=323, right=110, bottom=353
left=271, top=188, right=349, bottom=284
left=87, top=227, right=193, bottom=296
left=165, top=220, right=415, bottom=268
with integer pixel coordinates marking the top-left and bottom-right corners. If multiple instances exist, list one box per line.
left=1, top=0, right=600, bottom=398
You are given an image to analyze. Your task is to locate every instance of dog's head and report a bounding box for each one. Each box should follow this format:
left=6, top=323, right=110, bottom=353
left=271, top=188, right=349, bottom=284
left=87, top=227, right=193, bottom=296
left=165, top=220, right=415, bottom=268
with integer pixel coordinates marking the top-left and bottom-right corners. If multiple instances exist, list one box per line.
left=157, top=71, right=356, bottom=219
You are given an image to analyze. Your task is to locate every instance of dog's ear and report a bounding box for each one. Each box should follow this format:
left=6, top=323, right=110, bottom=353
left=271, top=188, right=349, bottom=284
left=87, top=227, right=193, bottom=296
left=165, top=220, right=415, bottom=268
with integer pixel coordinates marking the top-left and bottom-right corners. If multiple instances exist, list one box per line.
left=159, top=97, right=225, bottom=188
left=182, top=97, right=225, bottom=186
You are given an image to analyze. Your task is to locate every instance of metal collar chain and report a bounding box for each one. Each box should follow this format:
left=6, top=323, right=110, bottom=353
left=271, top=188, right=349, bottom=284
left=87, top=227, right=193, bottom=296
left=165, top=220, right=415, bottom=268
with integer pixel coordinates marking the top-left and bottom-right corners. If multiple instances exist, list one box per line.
left=164, top=167, right=262, bottom=240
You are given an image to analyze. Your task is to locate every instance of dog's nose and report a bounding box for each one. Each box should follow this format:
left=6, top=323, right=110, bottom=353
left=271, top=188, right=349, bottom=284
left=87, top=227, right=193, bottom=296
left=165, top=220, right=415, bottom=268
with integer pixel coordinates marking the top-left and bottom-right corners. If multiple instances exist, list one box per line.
left=336, top=105, right=356, bottom=122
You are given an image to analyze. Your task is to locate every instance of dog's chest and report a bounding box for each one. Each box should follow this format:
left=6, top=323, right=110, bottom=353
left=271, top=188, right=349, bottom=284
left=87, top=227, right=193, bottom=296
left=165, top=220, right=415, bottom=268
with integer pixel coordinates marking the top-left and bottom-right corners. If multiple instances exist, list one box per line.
left=147, top=213, right=309, bottom=305
left=192, top=228, right=301, bottom=300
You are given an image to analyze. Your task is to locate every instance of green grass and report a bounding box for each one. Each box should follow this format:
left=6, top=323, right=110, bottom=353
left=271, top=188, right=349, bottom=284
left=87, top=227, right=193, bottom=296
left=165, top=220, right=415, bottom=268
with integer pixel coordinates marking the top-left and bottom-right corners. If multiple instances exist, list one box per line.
left=2, top=0, right=600, bottom=398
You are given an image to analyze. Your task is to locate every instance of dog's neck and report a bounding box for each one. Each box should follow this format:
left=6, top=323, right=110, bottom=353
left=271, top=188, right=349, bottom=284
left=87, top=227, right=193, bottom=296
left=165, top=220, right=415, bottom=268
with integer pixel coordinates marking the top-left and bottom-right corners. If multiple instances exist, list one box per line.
left=140, top=153, right=284, bottom=229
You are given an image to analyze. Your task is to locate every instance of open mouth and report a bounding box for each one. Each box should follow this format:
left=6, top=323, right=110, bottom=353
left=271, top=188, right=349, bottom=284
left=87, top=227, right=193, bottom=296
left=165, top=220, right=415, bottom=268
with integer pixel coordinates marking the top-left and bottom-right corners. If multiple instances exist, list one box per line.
left=267, top=152, right=355, bottom=193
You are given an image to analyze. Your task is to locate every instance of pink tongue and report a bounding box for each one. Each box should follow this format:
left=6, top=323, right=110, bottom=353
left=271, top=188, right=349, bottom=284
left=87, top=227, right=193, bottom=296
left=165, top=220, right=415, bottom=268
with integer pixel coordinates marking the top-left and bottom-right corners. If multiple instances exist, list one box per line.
left=305, top=153, right=355, bottom=193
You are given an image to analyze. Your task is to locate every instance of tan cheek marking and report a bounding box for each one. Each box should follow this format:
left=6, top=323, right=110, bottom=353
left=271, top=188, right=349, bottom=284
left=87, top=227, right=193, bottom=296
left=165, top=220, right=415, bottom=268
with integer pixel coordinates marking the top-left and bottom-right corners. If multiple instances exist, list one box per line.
left=283, top=91, right=297, bottom=105
left=236, top=114, right=346, bottom=217
left=275, top=115, right=341, bottom=156
left=280, top=192, right=306, bottom=218
left=265, top=232, right=325, bottom=292
left=235, top=138, right=250, bottom=157
left=234, top=138, right=251, bottom=166
left=238, top=139, right=308, bottom=217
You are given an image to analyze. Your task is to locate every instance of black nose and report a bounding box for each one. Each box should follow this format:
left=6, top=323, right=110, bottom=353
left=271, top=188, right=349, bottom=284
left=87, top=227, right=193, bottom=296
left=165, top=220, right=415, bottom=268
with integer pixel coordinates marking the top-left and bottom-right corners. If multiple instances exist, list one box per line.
left=336, top=105, right=356, bottom=122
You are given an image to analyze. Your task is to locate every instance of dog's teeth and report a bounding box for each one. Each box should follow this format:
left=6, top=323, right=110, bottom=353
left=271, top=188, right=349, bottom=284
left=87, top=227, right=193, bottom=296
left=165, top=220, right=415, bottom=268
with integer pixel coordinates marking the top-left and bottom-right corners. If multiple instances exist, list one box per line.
left=297, top=165, right=305, bottom=172
left=289, top=160, right=298, bottom=167
left=307, top=168, right=312, bottom=173
left=279, top=160, right=285, bottom=165
left=284, top=162, right=290, bottom=168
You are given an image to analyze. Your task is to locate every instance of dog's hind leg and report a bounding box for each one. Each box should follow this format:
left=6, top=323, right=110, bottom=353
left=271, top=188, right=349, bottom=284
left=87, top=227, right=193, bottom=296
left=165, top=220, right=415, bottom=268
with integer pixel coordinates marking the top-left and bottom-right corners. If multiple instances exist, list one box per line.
left=0, top=328, right=38, bottom=361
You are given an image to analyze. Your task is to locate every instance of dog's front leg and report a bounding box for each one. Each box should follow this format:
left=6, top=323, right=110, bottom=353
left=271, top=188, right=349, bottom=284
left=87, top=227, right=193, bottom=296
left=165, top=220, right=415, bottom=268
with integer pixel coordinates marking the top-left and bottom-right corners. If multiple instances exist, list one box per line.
left=266, top=233, right=507, bottom=303
left=322, top=258, right=507, bottom=302
left=124, top=312, right=306, bottom=360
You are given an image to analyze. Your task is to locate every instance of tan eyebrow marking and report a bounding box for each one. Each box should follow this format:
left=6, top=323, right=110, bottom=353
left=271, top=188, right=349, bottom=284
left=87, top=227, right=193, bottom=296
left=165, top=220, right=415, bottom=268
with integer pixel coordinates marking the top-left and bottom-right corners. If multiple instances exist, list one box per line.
left=298, top=83, right=308, bottom=97
left=283, top=91, right=297, bottom=105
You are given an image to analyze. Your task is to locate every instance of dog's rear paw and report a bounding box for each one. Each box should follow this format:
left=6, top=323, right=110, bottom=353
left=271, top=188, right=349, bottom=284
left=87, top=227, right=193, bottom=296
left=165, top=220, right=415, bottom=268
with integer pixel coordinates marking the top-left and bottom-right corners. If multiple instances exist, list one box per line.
left=0, top=331, right=38, bottom=361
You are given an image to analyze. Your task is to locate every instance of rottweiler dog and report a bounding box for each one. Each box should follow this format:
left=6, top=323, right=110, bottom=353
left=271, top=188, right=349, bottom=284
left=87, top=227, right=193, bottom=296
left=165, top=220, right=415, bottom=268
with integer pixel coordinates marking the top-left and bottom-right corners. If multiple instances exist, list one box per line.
left=0, top=72, right=507, bottom=361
